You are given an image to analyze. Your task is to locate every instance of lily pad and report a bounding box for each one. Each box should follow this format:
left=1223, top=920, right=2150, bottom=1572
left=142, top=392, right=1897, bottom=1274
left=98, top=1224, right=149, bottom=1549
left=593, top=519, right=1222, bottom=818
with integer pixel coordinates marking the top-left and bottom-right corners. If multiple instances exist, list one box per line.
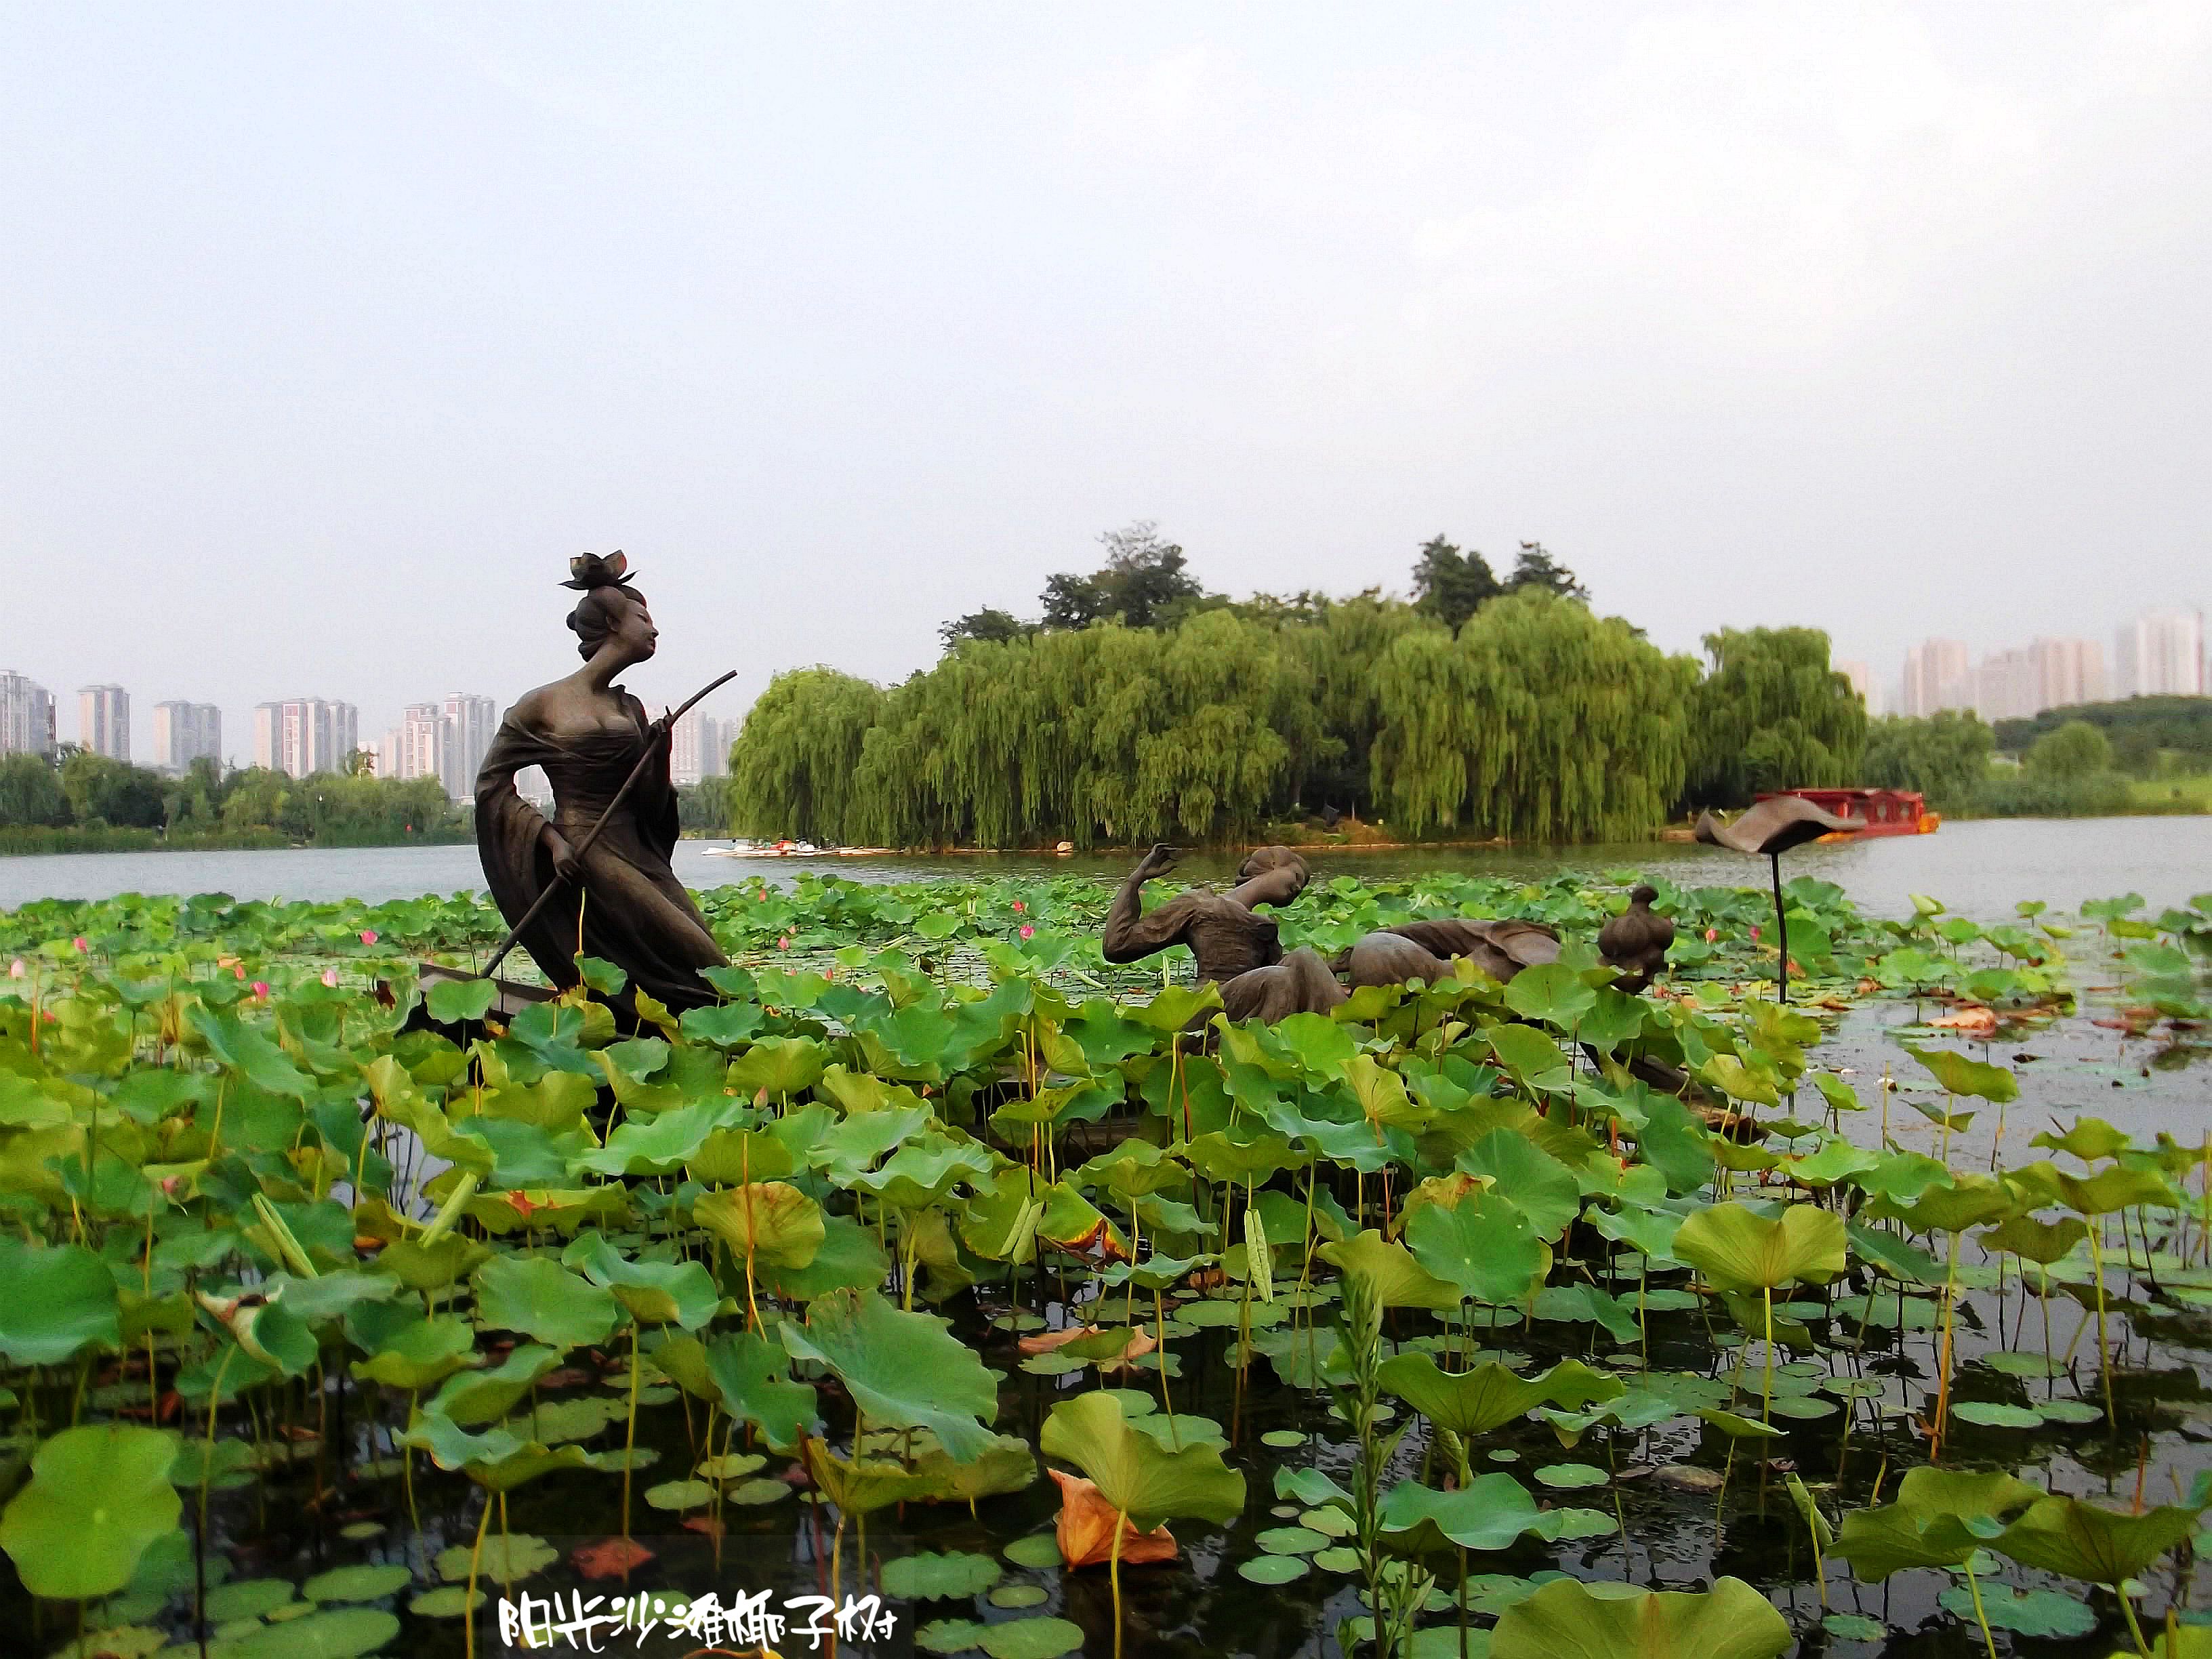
left=989, top=1583, right=1050, bottom=1610
left=302, top=1563, right=412, bottom=1603
left=1260, top=1429, right=1305, bottom=1448
left=1256, top=1525, right=1328, bottom=1555
left=1535, top=1463, right=1608, bottom=1490
left=880, top=1551, right=1002, bottom=1601
left=644, top=1479, right=716, bottom=1511
left=918, top=1619, right=990, bottom=1654
left=1238, top=1554, right=1310, bottom=1583
left=409, top=1586, right=487, bottom=1618
left=1938, top=1583, right=2096, bottom=1638
left=976, top=1618, right=1086, bottom=1659
left=435, top=1532, right=557, bottom=1582
left=1491, top=1575, right=1790, bottom=1658
left=1950, top=1401, right=2043, bottom=1429
left=224, top=1605, right=400, bottom=1658
left=0, top=1425, right=182, bottom=1599
left=1003, top=1533, right=1063, bottom=1569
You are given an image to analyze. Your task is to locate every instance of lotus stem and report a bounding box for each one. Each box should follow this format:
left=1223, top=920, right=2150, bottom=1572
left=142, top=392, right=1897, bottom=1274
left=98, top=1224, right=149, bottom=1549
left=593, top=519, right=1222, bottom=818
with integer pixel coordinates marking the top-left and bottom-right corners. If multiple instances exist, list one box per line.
left=464, top=1491, right=491, bottom=1659
left=1110, top=1508, right=1126, bottom=1659
left=1961, top=1558, right=1999, bottom=1659
left=621, top=1319, right=640, bottom=1551
left=2089, top=1225, right=2116, bottom=1425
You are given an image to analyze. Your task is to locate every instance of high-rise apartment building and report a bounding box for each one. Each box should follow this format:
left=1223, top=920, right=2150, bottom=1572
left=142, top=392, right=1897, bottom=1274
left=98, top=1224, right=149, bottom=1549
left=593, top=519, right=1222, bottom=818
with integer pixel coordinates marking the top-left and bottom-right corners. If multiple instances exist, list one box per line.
left=2114, top=609, right=2206, bottom=698
left=151, top=701, right=223, bottom=773
left=394, top=703, right=451, bottom=787
left=1973, top=649, right=2040, bottom=723
left=253, top=698, right=360, bottom=778
left=671, top=711, right=730, bottom=785
left=441, top=694, right=498, bottom=800
left=2028, top=637, right=2106, bottom=711
left=78, top=684, right=130, bottom=760
left=1900, top=639, right=1971, bottom=718
left=0, top=672, right=56, bottom=756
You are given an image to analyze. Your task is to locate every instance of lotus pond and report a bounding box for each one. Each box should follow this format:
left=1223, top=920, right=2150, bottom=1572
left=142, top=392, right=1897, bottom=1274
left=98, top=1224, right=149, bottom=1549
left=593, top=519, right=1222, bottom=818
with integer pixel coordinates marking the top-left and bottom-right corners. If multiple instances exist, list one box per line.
left=0, top=869, right=2208, bottom=1659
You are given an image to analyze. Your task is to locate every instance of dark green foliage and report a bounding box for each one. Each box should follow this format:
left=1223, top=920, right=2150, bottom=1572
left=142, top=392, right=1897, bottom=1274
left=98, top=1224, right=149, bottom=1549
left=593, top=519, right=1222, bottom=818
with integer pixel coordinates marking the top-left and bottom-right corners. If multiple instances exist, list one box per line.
left=1504, top=541, right=1589, bottom=602
left=1992, top=695, right=2212, bottom=776
left=1685, top=628, right=1867, bottom=808
left=2023, top=720, right=2112, bottom=783
left=1863, top=712, right=1994, bottom=810
left=1410, top=537, right=1500, bottom=631
left=0, top=754, right=72, bottom=828
left=939, top=608, right=1035, bottom=651
left=59, top=751, right=167, bottom=829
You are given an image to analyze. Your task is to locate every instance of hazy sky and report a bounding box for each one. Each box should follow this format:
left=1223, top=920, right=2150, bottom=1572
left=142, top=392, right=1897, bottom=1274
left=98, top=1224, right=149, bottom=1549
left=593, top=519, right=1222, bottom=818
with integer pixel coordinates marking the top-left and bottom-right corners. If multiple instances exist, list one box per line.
left=6, top=3, right=2209, bottom=761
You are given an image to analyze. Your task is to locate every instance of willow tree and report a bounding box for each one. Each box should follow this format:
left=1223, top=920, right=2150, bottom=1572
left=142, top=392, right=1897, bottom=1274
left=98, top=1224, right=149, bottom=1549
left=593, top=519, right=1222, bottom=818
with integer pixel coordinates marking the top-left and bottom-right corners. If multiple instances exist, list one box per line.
left=1276, top=596, right=1433, bottom=817
left=1374, top=590, right=1694, bottom=841
left=725, top=668, right=886, bottom=844
left=1683, top=627, right=1866, bottom=808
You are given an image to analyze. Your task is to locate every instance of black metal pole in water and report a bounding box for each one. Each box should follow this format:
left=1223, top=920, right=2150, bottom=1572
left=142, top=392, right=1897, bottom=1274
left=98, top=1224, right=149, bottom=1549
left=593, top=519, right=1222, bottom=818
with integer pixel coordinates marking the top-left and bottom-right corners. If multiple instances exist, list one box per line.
left=1769, top=852, right=1789, bottom=1006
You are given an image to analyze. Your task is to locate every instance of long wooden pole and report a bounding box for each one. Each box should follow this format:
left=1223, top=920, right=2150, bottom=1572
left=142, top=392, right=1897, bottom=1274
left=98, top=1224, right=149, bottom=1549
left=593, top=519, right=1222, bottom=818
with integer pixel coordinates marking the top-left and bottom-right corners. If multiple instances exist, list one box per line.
left=477, top=668, right=739, bottom=981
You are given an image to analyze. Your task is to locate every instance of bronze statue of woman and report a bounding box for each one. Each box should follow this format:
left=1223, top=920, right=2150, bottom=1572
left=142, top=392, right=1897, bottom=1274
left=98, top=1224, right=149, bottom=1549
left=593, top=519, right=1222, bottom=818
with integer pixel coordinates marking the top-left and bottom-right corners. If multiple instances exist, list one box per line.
left=475, top=552, right=729, bottom=1012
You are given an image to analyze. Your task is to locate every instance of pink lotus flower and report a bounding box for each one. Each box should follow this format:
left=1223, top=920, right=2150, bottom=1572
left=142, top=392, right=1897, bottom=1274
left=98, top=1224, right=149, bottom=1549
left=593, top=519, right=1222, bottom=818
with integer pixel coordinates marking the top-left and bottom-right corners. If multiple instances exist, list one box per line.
left=1703, top=928, right=1718, bottom=943
left=233, top=964, right=247, bottom=981
left=777, top=936, right=791, bottom=950
left=251, top=981, right=270, bottom=1000
left=7, top=959, right=23, bottom=980
left=71, top=936, right=87, bottom=953
left=322, top=968, right=340, bottom=987
left=1019, top=924, right=1036, bottom=941
left=359, top=929, right=378, bottom=945
left=1012, top=900, right=1025, bottom=913
left=1749, top=925, right=1762, bottom=942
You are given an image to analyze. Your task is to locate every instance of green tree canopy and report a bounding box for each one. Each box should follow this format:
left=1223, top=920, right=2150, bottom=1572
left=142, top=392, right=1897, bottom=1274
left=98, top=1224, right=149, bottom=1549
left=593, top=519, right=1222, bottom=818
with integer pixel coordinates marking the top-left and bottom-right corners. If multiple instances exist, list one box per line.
left=1410, top=537, right=1500, bottom=632
left=1684, top=628, right=1866, bottom=808
left=0, top=754, right=71, bottom=828
left=1862, top=712, right=1993, bottom=809
left=2022, top=718, right=2114, bottom=783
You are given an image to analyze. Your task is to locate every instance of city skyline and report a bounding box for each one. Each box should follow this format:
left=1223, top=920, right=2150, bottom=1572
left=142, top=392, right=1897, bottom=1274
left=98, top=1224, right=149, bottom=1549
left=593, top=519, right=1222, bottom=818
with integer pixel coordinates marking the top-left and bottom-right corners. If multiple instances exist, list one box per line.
left=8, top=594, right=2203, bottom=777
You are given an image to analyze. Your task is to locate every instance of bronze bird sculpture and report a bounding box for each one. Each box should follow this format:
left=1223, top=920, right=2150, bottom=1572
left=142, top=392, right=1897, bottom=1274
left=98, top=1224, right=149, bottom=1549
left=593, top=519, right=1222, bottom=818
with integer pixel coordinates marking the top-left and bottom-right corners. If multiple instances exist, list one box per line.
left=1694, top=796, right=1859, bottom=1004
left=1598, top=883, right=1675, bottom=992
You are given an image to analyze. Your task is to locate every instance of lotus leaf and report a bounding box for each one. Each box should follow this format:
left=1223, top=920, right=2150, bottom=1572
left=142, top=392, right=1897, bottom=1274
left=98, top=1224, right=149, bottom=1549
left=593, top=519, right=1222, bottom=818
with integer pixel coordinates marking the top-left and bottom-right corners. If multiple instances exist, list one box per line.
left=1, top=1425, right=182, bottom=1599
left=703, top=1328, right=819, bottom=1450
left=0, top=1237, right=121, bottom=1366
left=880, top=1550, right=1002, bottom=1600
left=1317, top=1230, right=1460, bottom=1311
left=1673, top=1201, right=1845, bottom=1292
left=695, top=1182, right=826, bottom=1270
left=562, top=1231, right=718, bottom=1328
left=1993, top=1494, right=2203, bottom=1586
left=780, top=1288, right=998, bottom=1460
left=1038, top=1389, right=1246, bottom=1533
left=1490, top=1574, right=1790, bottom=1659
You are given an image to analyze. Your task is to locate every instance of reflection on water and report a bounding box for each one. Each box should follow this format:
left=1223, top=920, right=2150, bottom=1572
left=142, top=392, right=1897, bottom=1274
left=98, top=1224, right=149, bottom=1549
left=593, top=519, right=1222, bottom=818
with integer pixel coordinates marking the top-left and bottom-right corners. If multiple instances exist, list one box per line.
left=0, top=815, right=2204, bottom=922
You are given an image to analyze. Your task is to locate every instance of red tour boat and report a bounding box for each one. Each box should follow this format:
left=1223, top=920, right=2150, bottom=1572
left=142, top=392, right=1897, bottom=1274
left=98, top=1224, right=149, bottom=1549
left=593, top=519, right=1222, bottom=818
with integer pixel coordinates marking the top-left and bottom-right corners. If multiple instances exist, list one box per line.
left=1758, top=787, right=1938, bottom=838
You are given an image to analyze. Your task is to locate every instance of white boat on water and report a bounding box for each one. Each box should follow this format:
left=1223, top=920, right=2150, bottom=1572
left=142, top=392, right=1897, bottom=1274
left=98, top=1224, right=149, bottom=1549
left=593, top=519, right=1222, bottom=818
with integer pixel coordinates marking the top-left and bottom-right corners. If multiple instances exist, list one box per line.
left=704, top=838, right=887, bottom=858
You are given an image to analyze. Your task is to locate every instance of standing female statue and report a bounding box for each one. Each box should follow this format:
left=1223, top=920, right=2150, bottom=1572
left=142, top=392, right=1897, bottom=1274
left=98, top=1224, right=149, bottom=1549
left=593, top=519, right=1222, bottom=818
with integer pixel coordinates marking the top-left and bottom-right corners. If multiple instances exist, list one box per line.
left=475, top=552, right=729, bottom=1012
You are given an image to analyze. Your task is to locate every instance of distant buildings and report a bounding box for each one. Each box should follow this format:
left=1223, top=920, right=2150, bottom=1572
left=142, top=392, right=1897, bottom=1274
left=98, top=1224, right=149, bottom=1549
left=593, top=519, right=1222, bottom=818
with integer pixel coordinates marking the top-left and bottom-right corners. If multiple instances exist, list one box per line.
left=151, top=701, right=222, bottom=773
left=254, top=698, right=359, bottom=779
left=672, top=710, right=731, bottom=785
left=1900, top=639, right=1971, bottom=718
left=2113, top=609, right=2205, bottom=698
left=1897, top=634, right=2112, bottom=723
left=379, top=693, right=497, bottom=800
left=79, top=684, right=131, bottom=760
left=0, top=672, right=56, bottom=756
left=1832, top=659, right=1879, bottom=716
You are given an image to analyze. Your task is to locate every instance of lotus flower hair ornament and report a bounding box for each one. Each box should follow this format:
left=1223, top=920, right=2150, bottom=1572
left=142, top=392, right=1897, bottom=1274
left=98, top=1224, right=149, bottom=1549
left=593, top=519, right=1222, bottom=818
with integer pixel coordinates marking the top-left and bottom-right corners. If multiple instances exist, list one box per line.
left=562, top=550, right=634, bottom=591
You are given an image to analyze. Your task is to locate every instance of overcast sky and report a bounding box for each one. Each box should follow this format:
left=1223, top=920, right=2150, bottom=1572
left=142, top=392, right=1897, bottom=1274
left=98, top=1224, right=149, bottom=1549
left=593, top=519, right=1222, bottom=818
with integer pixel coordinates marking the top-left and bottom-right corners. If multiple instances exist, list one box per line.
left=5, top=3, right=2209, bottom=761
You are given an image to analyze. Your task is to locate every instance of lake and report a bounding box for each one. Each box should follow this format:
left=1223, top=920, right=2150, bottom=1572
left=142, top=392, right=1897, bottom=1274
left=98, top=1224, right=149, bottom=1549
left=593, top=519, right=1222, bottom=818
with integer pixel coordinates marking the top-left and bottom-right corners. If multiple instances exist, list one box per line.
left=0, top=815, right=2204, bottom=921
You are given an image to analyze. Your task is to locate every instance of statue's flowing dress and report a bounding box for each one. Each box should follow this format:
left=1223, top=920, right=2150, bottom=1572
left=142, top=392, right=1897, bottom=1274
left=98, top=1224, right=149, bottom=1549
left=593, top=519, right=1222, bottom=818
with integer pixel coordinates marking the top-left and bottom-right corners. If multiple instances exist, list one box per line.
left=474, top=691, right=726, bottom=1011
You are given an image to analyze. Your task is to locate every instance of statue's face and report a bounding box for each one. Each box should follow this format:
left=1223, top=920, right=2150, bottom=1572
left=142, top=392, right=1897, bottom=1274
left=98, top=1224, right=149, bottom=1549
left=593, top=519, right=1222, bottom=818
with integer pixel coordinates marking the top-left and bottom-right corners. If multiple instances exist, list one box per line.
left=611, top=592, right=659, bottom=662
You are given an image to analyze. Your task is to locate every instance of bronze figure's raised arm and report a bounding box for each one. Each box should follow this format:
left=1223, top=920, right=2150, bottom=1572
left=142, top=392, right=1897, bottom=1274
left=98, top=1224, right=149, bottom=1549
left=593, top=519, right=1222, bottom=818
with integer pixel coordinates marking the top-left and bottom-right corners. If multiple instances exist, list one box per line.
left=474, top=552, right=731, bottom=1013
left=1101, top=842, right=1345, bottom=1021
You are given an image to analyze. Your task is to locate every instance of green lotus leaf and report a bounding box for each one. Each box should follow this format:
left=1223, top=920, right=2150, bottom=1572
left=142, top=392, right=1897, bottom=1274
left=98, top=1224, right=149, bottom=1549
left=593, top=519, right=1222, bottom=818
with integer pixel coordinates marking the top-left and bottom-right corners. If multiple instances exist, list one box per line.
left=224, top=1605, right=399, bottom=1658
left=373, top=1232, right=490, bottom=1292
left=571, top=1102, right=717, bottom=1176
left=1378, top=1354, right=1621, bottom=1437
left=898, top=1429, right=1038, bottom=1504
left=426, top=1344, right=562, bottom=1427
left=206, top=1578, right=299, bottom=1621
left=2029, top=1117, right=2131, bottom=1162
left=426, top=977, right=498, bottom=1025
left=1502, top=962, right=1597, bottom=1028
left=471, top=1255, right=620, bottom=1349
left=1317, top=1229, right=1460, bottom=1311
left=851, top=1133, right=999, bottom=1210
left=727, top=1036, right=828, bottom=1099
left=1993, top=1494, right=2203, bottom=1586
left=1406, top=1195, right=1552, bottom=1307
left=1038, top=1389, right=1247, bottom=1533
left=1871, top=1174, right=2016, bottom=1236
left=302, top=1562, right=411, bottom=1602
left=801, top=1437, right=935, bottom=1516
left=1489, top=1023, right=1570, bottom=1084
left=1900, top=1043, right=2018, bottom=1103
left=975, top=1618, right=1086, bottom=1659
left=1937, top=1583, right=2096, bottom=1638
left=1980, top=1214, right=2089, bottom=1264
left=2053, top=1165, right=2177, bottom=1217
left=759, top=1210, right=889, bottom=1299
left=880, top=1550, right=1002, bottom=1601
left=703, top=1329, right=819, bottom=1451
left=779, top=1288, right=997, bottom=1461
left=561, top=1231, right=718, bottom=1329
left=1456, top=1130, right=1581, bottom=1240
left=0, top=1237, right=121, bottom=1366
left=644, top=1478, right=714, bottom=1511
left=687, top=1126, right=795, bottom=1186
left=1673, top=1201, right=1845, bottom=1292
left=410, top=1586, right=487, bottom=1619
left=1697, top=1054, right=1779, bottom=1108
left=695, top=1182, right=826, bottom=1270
left=1490, top=1574, right=1790, bottom=1659
left=1950, top=1401, right=2042, bottom=1429
left=399, top=1413, right=595, bottom=1492
left=0, top=1425, right=182, bottom=1599
left=1378, top=1473, right=1564, bottom=1552
left=350, top=1317, right=479, bottom=1392
left=434, top=1532, right=556, bottom=1582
